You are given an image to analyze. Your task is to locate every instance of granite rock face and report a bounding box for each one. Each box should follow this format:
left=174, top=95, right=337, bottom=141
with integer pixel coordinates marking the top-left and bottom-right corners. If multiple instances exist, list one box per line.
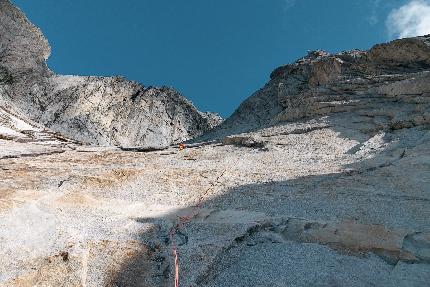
left=1, top=1, right=430, bottom=287
left=204, top=36, right=430, bottom=139
left=0, top=0, right=220, bottom=149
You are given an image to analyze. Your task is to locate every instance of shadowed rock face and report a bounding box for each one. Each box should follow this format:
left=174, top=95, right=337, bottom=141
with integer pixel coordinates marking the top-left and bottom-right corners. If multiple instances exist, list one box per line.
left=0, top=0, right=221, bottom=148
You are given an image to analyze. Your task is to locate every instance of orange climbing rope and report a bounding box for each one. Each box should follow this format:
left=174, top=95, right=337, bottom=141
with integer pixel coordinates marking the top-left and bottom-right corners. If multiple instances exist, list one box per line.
left=173, top=247, right=180, bottom=287
left=168, top=169, right=226, bottom=287
left=168, top=224, right=180, bottom=287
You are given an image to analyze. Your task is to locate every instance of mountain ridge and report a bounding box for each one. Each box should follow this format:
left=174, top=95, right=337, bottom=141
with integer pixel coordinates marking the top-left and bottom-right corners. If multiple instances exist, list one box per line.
left=0, top=0, right=221, bottom=149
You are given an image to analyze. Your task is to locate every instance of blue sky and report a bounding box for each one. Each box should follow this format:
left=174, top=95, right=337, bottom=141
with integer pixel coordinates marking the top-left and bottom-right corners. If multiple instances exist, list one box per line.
left=12, top=0, right=429, bottom=117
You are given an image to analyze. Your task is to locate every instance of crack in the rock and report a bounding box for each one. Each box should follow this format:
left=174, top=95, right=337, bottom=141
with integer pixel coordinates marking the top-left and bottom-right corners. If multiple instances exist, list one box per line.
left=0, top=149, right=65, bottom=160
left=193, top=215, right=430, bottom=285
left=261, top=125, right=331, bottom=137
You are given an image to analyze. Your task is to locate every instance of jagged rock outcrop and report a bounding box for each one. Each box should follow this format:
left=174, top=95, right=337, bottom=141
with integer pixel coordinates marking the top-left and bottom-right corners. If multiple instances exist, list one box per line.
left=0, top=0, right=220, bottom=148
left=204, top=36, right=430, bottom=139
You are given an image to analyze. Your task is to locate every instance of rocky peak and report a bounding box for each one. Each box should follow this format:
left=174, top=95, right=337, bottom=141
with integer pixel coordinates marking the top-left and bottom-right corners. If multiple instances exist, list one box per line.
left=203, top=35, right=430, bottom=140
left=0, top=0, right=220, bottom=149
left=0, top=0, right=51, bottom=78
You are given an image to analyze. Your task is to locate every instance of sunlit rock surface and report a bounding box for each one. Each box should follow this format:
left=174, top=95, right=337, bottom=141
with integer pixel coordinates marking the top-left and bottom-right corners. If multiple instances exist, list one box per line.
left=0, top=0, right=220, bottom=149
left=0, top=1, right=429, bottom=286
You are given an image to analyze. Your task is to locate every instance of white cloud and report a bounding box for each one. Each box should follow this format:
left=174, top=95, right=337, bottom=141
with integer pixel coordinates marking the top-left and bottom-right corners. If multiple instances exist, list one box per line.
left=386, top=0, right=430, bottom=39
